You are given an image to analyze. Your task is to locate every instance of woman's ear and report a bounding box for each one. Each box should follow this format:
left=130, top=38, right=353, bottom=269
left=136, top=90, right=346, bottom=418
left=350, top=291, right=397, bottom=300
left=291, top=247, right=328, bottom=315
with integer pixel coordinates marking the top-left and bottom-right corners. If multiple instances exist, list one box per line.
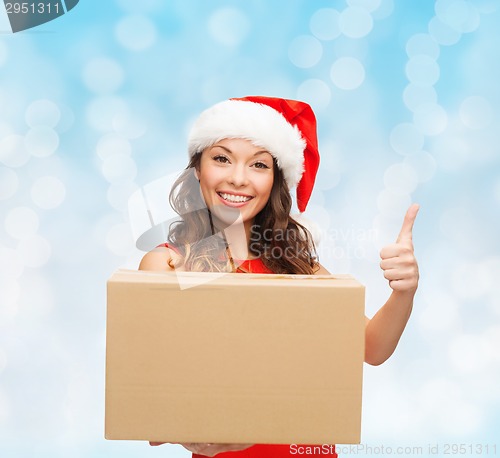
left=194, top=167, right=200, bottom=181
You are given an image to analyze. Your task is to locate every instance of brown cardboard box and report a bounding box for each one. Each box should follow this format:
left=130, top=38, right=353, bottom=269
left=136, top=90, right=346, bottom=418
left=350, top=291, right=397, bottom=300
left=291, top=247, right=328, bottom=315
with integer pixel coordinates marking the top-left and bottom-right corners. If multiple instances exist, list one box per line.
left=105, top=269, right=365, bottom=444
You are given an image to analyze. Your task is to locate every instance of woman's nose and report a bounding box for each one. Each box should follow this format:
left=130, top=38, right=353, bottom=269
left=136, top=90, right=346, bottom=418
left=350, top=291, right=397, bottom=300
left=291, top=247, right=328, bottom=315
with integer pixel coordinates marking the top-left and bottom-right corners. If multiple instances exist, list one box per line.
left=228, top=164, right=248, bottom=186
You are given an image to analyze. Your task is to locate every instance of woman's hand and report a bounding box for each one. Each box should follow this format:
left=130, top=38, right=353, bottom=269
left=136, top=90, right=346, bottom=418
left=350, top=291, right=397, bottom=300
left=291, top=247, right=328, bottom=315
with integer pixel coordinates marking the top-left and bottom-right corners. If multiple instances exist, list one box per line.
left=379, top=204, right=419, bottom=294
left=149, top=442, right=254, bottom=456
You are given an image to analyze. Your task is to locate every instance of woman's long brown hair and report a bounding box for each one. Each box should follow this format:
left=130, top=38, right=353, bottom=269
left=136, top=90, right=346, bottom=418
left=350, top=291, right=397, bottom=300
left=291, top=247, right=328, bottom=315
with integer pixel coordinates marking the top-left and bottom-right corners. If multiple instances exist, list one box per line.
left=167, top=152, right=318, bottom=274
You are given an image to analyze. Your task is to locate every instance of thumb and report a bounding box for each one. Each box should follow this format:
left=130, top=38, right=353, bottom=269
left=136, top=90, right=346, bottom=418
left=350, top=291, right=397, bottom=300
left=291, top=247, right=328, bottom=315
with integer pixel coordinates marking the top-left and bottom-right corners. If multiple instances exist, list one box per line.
left=396, top=203, right=419, bottom=245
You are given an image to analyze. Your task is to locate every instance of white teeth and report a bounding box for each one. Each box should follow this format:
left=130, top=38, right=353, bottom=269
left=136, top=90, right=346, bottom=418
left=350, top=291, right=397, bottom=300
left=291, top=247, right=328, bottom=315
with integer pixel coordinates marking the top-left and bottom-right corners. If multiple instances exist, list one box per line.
left=219, top=193, right=252, bottom=203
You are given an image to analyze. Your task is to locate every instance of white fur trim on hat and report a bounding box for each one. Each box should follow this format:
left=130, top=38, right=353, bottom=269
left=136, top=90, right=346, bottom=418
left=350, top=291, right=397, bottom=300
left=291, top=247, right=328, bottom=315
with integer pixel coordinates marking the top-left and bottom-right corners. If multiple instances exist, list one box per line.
left=188, top=100, right=306, bottom=188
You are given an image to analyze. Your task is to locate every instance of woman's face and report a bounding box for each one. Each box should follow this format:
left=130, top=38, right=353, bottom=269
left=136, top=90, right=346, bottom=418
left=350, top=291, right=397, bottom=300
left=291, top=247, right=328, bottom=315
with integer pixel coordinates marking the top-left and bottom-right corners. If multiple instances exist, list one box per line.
left=196, top=138, right=274, bottom=230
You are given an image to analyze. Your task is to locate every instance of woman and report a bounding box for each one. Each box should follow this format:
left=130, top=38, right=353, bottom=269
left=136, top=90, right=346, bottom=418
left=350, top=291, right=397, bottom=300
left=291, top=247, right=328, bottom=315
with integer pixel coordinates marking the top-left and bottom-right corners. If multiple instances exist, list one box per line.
left=140, top=96, right=419, bottom=457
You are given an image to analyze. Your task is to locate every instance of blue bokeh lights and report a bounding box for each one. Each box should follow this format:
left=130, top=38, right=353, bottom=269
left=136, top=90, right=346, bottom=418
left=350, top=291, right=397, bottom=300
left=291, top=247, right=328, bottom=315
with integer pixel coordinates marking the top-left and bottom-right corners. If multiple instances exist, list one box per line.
left=1, top=1, right=499, bottom=457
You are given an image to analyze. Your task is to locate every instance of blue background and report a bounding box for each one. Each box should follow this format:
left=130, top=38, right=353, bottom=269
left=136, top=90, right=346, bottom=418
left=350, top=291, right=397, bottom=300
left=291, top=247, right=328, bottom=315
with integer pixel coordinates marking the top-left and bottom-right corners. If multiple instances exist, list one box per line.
left=1, top=1, right=499, bottom=457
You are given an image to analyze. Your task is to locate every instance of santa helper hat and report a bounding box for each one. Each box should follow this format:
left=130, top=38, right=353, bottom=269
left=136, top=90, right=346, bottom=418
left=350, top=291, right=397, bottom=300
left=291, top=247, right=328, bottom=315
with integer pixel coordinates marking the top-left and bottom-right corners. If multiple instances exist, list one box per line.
left=188, top=96, right=321, bottom=238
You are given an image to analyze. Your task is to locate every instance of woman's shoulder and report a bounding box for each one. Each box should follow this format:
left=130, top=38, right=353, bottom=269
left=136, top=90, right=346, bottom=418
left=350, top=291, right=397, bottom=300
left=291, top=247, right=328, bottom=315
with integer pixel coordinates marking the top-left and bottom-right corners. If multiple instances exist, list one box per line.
left=314, top=262, right=331, bottom=275
left=138, top=243, right=180, bottom=271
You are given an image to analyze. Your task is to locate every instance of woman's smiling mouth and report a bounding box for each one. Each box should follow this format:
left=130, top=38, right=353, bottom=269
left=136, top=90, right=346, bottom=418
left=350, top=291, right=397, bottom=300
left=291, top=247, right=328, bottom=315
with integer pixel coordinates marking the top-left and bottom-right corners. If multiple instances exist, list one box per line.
left=217, top=192, right=254, bottom=205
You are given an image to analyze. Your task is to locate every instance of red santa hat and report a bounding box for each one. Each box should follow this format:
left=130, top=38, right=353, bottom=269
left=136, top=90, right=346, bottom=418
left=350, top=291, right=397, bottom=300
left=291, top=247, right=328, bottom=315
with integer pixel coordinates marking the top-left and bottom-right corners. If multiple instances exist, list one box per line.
left=187, top=96, right=320, bottom=214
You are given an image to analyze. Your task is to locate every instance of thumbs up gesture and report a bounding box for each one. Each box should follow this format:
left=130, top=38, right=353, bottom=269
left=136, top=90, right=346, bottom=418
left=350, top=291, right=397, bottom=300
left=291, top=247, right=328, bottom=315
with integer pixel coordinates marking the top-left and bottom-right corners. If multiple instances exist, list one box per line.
left=379, top=204, right=420, bottom=293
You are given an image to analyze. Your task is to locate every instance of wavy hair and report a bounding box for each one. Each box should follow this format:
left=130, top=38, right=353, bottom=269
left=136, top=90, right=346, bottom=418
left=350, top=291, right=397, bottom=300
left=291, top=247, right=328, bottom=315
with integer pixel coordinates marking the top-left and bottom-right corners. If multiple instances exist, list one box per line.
left=167, top=152, right=318, bottom=274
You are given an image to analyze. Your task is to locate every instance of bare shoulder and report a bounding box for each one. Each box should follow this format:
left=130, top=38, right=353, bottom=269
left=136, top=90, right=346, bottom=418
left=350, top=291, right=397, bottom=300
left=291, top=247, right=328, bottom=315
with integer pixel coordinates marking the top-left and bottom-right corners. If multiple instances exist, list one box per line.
left=313, top=262, right=331, bottom=275
left=138, top=246, right=175, bottom=271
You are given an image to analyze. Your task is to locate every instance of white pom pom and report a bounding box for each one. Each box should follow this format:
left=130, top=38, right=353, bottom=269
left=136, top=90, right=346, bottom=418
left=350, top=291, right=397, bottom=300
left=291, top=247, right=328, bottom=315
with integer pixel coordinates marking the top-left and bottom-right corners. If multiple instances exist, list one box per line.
left=291, top=213, right=322, bottom=246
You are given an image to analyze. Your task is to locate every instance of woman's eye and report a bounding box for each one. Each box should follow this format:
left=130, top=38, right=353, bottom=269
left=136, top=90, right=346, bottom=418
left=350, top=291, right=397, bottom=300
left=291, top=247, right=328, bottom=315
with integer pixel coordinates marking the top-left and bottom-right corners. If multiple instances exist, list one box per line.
left=213, top=155, right=230, bottom=163
left=254, top=162, right=270, bottom=169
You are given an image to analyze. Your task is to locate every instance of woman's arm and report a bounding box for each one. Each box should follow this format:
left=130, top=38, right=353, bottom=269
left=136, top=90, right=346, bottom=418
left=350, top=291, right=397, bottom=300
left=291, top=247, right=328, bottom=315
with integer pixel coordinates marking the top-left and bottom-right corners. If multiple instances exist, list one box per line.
left=316, top=204, right=419, bottom=366
left=139, top=246, right=175, bottom=271
left=365, top=204, right=419, bottom=365
left=364, top=290, right=415, bottom=366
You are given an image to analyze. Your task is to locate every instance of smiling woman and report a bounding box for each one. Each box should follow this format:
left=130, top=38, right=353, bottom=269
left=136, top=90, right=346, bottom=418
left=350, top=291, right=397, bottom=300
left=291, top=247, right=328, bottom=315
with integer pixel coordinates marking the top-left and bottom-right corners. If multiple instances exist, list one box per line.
left=138, top=96, right=420, bottom=457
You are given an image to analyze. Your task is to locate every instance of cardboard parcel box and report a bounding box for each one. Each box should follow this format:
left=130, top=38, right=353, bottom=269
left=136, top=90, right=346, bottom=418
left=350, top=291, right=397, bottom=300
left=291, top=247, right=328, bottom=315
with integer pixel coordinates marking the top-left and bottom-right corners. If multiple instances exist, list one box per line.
left=105, top=269, right=365, bottom=444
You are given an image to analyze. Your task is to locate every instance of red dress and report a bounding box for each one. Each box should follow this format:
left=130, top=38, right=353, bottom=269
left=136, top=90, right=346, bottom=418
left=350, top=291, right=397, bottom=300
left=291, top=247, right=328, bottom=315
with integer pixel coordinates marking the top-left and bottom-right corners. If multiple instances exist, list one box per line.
left=159, top=245, right=338, bottom=457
